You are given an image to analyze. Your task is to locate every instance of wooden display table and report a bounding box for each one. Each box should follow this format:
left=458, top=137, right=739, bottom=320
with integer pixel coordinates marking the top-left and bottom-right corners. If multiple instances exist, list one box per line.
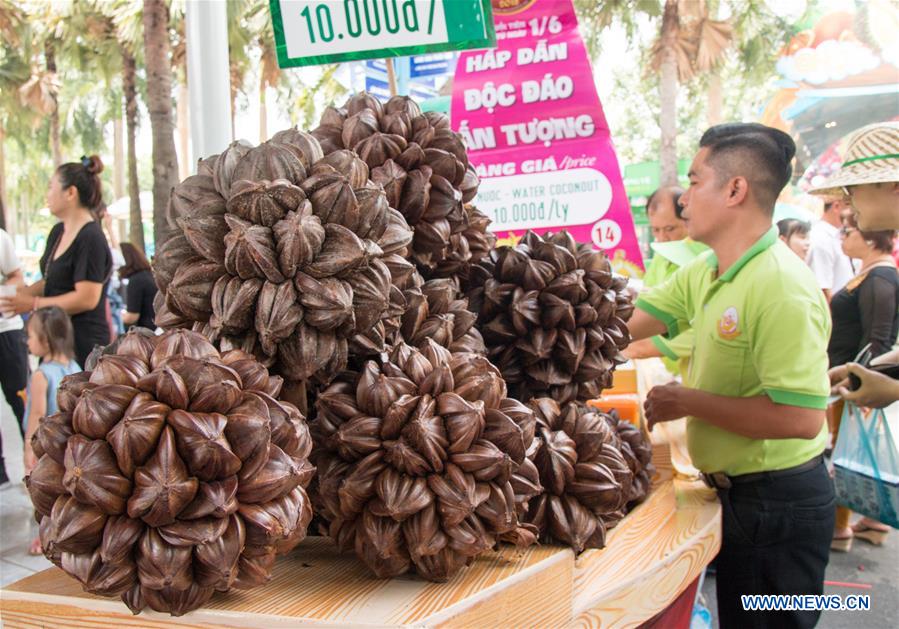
left=0, top=360, right=720, bottom=628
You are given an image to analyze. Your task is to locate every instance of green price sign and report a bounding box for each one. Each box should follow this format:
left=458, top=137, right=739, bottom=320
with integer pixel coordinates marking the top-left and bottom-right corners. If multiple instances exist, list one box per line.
left=270, top=0, right=496, bottom=68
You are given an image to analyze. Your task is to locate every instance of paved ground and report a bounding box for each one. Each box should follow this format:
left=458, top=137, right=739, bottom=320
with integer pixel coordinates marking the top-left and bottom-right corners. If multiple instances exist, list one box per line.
left=0, top=398, right=52, bottom=588
left=699, top=508, right=898, bottom=628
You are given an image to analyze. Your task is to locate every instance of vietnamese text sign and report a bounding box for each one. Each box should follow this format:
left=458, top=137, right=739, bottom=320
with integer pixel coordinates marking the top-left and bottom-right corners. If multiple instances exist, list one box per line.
left=271, top=0, right=496, bottom=68
left=451, top=0, right=644, bottom=274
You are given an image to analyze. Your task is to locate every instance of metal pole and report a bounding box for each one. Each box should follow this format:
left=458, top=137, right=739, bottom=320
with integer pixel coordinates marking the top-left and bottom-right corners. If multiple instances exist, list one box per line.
left=185, top=0, right=233, bottom=169
left=386, top=58, right=398, bottom=96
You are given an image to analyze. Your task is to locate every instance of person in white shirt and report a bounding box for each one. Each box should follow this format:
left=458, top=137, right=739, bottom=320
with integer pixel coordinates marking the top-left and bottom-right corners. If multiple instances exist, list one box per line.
left=0, top=228, right=29, bottom=485
left=806, top=197, right=856, bottom=302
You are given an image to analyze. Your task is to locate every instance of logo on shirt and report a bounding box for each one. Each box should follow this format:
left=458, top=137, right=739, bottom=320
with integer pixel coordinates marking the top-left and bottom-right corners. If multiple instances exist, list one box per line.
left=717, top=306, right=740, bottom=340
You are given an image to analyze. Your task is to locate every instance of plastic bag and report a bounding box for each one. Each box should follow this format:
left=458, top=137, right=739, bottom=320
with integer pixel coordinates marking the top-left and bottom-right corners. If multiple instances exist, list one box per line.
left=832, top=402, right=899, bottom=529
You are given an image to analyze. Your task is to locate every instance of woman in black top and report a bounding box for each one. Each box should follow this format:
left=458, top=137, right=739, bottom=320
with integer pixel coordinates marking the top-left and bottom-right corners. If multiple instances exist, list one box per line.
left=827, top=210, right=897, bottom=551
left=0, top=156, right=112, bottom=367
left=119, top=242, right=157, bottom=330
left=827, top=215, right=899, bottom=367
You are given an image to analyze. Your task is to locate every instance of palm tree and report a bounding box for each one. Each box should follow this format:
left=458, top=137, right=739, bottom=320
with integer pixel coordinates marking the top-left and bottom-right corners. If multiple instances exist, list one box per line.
left=0, top=0, right=26, bottom=230
left=122, top=48, right=144, bottom=251
left=43, top=39, right=62, bottom=167
left=653, top=1, right=683, bottom=186
left=142, top=0, right=179, bottom=248
left=578, top=0, right=731, bottom=186
left=99, top=0, right=146, bottom=251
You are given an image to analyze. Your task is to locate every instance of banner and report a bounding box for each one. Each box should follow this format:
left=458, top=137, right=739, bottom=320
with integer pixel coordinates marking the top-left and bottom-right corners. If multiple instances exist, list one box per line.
left=451, top=0, right=643, bottom=274
left=271, top=0, right=495, bottom=68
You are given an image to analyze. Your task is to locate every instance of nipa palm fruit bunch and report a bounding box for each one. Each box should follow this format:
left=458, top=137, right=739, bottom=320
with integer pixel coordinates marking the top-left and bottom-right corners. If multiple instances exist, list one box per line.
left=466, top=230, right=635, bottom=404
left=311, top=340, right=539, bottom=582
left=426, top=204, right=496, bottom=285
left=609, top=411, right=654, bottom=506
left=153, top=129, right=413, bottom=400
left=25, top=329, right=315, bottom=616
left=396, top=276, right=486, bottom=355
left=514, top=399, right=651, bottom=553
left=311, top=92, right=483, bottom=275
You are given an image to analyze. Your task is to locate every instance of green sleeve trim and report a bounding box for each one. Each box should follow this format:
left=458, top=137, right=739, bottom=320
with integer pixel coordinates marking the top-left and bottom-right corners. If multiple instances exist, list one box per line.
left=635, top=298, right=680, bottom=338
left=765, top=389, right=829, bottom=410
left=651, top=335, right=680, bottom=361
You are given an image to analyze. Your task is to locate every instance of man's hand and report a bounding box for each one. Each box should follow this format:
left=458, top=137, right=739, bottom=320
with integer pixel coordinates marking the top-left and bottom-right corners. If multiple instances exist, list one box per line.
left=834, top=363, right=899, bottom=408
left=644, top=382, right=690, bottom=431
left=870, top=348, right=899, bottom=367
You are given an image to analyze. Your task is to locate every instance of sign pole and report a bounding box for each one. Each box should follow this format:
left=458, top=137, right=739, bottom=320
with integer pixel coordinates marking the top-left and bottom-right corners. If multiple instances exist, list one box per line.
left=386, top=58, right=398, bottom=96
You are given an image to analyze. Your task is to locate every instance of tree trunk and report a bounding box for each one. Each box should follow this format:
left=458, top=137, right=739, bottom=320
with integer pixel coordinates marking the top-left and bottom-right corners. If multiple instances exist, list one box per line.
left=659, top=0, right=679, bottom=187
left=123, top=47, right=145, bottom=253
left=113, top=115, right=125, bottom=199
left=177, top=80, right=190, bottom=180
left=142, top=0, right=179, bottom=250
left=259, top=80, right=267, bottom=142
left=707, top=70, right=723, bottom=127
left=45, top=40, right=62, bottom=168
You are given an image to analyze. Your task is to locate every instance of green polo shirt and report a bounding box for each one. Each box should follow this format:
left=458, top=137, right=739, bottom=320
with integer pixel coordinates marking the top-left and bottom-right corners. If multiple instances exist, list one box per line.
left=636, top=226, right=830, bottom=476
left=651, top=328, right=694, bottom=376
left=643, top=239, right=708, bottom=376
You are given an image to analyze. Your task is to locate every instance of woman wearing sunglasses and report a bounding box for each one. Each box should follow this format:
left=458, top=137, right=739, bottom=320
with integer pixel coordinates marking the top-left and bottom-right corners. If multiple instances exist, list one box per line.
left=827, top=211, right=897, bottom=551
left=815, top=122, right=899, bottom=408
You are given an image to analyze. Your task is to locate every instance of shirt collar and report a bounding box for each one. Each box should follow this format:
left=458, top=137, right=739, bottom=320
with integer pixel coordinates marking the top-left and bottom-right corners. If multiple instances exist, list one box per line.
left=704, top=226, right=779, bottom=283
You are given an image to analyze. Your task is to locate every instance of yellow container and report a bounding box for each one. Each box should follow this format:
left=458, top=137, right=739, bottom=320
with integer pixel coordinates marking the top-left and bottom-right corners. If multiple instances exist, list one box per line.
left=606, top=363, right=637, bottom=395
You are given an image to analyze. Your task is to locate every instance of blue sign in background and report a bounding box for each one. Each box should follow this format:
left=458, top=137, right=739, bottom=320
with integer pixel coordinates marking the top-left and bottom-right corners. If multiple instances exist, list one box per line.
left=361, top=52, right=457, bottom=102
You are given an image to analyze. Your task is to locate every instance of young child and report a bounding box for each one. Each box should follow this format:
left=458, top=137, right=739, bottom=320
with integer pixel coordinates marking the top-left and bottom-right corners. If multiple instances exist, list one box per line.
left=23, top=306, right=80, bottom=554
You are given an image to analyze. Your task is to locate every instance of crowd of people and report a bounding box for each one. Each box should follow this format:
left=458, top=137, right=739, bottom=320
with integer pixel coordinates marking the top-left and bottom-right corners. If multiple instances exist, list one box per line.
left=630, top=120, right=899, bottom=627
left=0, top=155, right=157, bottom=490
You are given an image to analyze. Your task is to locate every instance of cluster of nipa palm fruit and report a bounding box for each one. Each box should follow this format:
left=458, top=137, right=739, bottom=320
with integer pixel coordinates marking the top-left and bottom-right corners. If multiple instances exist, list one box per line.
left=25, top=329, right=314, bottom=616
left=311, top=92, right=494, bottom=279
left=396, top=276, right=486, bottom=355
left=154, top=127, right=413, bottom=400
left=311, top=340, right=539, bottom=581
left=512, top=399, right=653, bottom=553
left=467, top=230, right=635, bottom=404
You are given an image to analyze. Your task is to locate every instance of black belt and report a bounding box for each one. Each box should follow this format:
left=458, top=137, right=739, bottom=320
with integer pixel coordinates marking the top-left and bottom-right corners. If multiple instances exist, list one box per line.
left=701, top=454, right=825, bottom=490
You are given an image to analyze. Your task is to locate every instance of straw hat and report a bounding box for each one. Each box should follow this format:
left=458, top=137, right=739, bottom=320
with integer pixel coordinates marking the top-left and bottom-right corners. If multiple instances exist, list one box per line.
left=809, top=121, right=899, bottom=196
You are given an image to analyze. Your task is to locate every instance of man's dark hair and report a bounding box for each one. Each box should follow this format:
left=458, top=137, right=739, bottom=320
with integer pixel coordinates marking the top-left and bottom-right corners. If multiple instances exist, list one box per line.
left=699, top=123, right=796, bottom=212
left=646, top=186, right=686, bottom=219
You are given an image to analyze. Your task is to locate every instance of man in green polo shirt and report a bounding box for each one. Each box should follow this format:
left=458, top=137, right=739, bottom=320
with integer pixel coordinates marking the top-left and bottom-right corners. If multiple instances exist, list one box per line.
left=629, top=123, right=834, bottom=629
left=629, top=238, right=708, bottom=376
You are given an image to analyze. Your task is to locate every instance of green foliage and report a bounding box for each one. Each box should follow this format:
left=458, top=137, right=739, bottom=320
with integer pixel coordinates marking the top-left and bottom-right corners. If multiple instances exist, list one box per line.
left=575, top=0, right=804, bottom=169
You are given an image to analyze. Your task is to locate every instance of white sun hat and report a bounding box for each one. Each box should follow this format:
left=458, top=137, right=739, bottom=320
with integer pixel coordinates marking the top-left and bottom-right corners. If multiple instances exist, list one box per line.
left=809, top=121, right=899, bottom=196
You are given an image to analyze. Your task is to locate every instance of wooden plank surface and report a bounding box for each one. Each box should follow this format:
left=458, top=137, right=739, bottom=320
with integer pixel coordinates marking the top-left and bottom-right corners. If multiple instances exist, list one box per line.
left=0, top=477, right=719, bottom=628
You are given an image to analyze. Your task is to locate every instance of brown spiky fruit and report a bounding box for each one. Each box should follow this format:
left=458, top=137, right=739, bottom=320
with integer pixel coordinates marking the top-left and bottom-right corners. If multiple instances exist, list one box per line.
left=397, top=276, right=486, bottom=355
left=311, top=340, right=538, bottom=581
left=312, top=92, right=484, bottom=277
left=25, top=329, right=314, bottom=616
left=515, top=399, right=652, bottom=553
left=154, top=129, right=414, bottom=408
left=466, top=230, right=635, bottom=404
